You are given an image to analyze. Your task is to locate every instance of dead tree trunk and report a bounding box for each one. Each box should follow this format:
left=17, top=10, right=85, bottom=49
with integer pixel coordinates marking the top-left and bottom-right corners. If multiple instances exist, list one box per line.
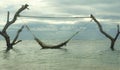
left=90, top=14, right=120, bottom=51
left=110, top=40, right=115, bottom=50
left=0, top=4, right=28, bottom=52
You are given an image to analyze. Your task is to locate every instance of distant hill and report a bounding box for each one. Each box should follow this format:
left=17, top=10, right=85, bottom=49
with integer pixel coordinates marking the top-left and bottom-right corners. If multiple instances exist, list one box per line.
left=0, top=21, right=119, bottom=40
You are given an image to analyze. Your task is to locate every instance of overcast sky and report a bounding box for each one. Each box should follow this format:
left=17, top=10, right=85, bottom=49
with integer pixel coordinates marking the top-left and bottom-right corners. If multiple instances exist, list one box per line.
left=0, top=0, right=120, bottom=25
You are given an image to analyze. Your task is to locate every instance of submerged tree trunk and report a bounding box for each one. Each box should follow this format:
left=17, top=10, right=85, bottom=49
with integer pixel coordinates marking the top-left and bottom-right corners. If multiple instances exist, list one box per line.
left=0, top=4, right=28, bottom=52
left=90, top=14, right=120, bottom=51
left=110, top=40, right=115, bottom=51
left=6, top=43, right=13, bottom=52
left=6, top=37, right=12, bottom=51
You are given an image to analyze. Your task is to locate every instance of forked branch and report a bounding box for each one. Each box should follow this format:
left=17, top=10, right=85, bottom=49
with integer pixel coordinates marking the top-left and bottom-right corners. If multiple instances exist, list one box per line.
left=90, top=14, right=120, bottom=51
left=12, top=25, right=24, bottom=45
left=90, top=14, right=113, bottom=40
left=114, top=24, right=120, bottom=40
left=2, top=4, right=28, bottom=32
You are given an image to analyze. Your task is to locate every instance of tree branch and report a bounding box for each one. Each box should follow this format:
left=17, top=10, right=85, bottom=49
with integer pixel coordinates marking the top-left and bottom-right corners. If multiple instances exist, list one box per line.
left=7, top=11, right=10, bottom=23
left=13, top=40, right=22, bottom=45
left=117, top=24, right=120, bottom=33
left=118, top=25, right=120, bottom=34
left=0, top=31, right=3, bottom=37
left=12, top=25, right=24, bottom=45
left=2, top=12, right=9, bottom=33
left=0, top=31, right=2, bottom=34
left=2, top=4, right=28, bottom=32
left=90, top=14, right=113, bottom=40
left=114, top=24, right=120, bottom=40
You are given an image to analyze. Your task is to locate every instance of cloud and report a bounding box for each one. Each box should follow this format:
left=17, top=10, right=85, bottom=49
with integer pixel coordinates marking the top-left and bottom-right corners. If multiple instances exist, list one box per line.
left=1, top=0, right=120, bottom=40
left=0, top=0, right=120, bottom=26
left=41, top=0, right=120, bottom=24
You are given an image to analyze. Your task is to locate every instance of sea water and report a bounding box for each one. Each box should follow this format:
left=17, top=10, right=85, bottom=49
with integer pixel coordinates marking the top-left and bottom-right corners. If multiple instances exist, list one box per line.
left=0, top=40, right=120, bottom=70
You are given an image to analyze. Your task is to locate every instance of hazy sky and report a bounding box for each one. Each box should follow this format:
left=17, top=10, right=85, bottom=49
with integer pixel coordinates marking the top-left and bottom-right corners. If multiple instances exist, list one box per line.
left=0, top=0, right=120, bottom=25
left=0, top=0, right=120, bottom=40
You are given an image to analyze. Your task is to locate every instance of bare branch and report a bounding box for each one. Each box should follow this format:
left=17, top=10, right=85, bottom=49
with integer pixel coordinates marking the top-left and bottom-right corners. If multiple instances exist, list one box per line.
left=3, top=4, right=28, bottom=32
left=0, top=31, right=7, bottom=38
left=90, top=14, right=113, bottom=40
left=117, top=24, right=120, bottom=33
left=0, top=31, right=4, bottom=37
left=13, top=40, right=22, bottom=45
left=7, top=11, right=10, bottom=23
left=114, top=24, right=120, bottom=40
left=2, top=12, right=10, bottom=32
left=10, top=4, right=28, bottom=23
left=12, top=25, right=24, bottom=45
left=0, top=31, right=2, bottom=34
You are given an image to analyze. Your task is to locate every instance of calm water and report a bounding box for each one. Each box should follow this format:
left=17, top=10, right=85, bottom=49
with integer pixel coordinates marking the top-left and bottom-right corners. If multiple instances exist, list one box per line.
left=0, top=40, right=120, bottom=70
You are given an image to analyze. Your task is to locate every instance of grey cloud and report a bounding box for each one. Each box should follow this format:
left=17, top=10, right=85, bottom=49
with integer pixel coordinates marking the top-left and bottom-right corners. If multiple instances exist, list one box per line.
left=0, top=0, right=120, bottom=26
left=44, top=0, right=120, bottom=20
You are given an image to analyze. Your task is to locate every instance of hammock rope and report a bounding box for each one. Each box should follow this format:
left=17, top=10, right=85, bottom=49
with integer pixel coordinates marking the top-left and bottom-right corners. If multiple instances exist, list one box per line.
left=18, top=15, right=93, bottom=48
left=25, top=24, right=79, bottom=48
left=25, top=24, right=79, bottom=42
left=18, top=16, right=81, bottom=40
left=18, top=15, right=90, bottom=19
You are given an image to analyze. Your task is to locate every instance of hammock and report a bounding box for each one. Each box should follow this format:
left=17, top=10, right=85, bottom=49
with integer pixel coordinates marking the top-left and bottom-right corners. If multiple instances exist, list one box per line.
left=25, top=25, right=79, bottom=49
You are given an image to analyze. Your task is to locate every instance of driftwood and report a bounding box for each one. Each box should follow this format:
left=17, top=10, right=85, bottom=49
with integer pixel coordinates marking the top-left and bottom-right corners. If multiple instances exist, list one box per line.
left=0, top=4, right=28, bottom=52
left=90, top=14, right=120, bottom=51
left=25, top=25, right=79, bottom=49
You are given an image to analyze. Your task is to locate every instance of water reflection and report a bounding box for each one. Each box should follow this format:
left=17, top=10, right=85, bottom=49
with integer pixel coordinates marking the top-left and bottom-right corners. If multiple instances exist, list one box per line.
left=40, top=48, right=68, bottom=52
left=12, top=48, right=21, bottom=53
left=0, top=40, right=120, bottom=70
left=3, top=51, right=10, bottom=59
